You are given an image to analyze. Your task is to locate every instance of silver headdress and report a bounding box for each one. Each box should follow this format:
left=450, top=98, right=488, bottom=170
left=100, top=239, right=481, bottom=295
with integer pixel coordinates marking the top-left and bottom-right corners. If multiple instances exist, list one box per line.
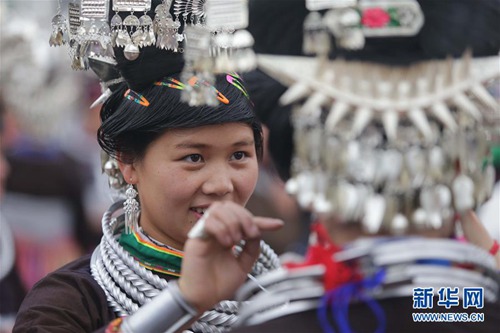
left=50, top=0, right=257, bottom=196
left=49, top=0, right=256, bottom=95
left=233, top=2, right=500, bottom=328
left=256, top=0, right=500, bottom=235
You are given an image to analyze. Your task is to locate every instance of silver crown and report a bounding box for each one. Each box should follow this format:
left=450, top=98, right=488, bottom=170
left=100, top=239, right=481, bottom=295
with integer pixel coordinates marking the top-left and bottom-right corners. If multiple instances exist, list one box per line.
left=49, top=0, right=256, bottom=79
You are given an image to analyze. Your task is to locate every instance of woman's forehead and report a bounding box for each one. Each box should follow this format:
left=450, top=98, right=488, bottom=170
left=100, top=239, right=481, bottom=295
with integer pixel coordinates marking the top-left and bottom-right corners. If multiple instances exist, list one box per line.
left=158, top=123, right=255, bottom=147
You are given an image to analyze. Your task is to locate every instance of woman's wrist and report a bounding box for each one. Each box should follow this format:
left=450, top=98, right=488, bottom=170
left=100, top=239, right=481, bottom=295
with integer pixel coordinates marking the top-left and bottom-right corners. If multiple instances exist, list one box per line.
left=177, top=277, right=213, bottom=314
left=118, top=280, right=199, bottom=333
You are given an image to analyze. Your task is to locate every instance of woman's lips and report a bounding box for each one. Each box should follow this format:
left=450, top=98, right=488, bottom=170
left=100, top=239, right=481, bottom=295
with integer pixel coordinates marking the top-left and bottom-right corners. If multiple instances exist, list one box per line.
left=190, top=207, right=207, bottom=219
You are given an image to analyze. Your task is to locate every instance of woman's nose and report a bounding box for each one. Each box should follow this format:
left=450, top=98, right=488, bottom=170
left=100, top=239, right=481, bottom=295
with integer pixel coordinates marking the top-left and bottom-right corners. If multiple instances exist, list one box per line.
left=202, top=167, right=234, bottom=197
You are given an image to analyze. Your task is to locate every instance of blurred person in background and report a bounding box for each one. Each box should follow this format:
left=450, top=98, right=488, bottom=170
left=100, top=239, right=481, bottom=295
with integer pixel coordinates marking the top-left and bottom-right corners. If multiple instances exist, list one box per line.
left=0, top=93, right=26, bottom=333
left=60, top=76, right=114, bottom=243
left=231, top=0, right=500, bottom=332
left=0, top=2, right=99, bottom=293
left=243, top=1, right=316, bottom=256
left=246, top=124, right=305, bottom=255
left=244, top=0, right=500, bottom=255
left=477, top=81, right=500, bottom=243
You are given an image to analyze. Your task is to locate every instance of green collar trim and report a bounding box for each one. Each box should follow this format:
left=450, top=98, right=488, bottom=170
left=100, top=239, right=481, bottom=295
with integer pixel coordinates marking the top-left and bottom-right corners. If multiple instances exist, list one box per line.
left=119, top=230, right=183, bottom=277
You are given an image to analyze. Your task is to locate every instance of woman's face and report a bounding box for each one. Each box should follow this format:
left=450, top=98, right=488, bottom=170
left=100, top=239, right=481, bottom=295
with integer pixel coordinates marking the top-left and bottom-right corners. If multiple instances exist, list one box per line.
left=124, top=122, right=259, bottom=249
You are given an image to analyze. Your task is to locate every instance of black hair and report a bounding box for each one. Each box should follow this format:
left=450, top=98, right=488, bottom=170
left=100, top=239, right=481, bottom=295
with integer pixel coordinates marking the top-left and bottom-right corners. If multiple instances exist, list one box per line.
left=96, top=0, right=263, bottom=164
left=242, top=69, right=294, bottom=181
left=98, top=73, right=262, bottom=164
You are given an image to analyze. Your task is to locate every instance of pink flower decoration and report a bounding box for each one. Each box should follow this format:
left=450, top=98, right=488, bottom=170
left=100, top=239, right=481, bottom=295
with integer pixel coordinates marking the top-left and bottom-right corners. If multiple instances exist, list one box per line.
left=361, top=8, right=390, bottom=28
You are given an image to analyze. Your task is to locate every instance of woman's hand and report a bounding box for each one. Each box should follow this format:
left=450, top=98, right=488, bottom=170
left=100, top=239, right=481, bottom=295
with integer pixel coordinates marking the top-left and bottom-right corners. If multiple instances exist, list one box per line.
left=460, top=210, right=500, bottom=269
left=178, top=201, right=284, bottom=313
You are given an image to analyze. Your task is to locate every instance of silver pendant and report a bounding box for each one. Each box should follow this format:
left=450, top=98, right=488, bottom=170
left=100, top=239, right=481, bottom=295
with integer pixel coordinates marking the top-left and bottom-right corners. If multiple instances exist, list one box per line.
left=49, top=14, right=69, bottom=46
left=124, top=43, right=140, bottom=61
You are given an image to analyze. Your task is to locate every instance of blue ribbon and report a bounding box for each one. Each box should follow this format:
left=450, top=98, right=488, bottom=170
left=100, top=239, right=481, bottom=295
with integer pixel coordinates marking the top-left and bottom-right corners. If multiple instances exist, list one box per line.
left=317, top=268, right=387, bottom=333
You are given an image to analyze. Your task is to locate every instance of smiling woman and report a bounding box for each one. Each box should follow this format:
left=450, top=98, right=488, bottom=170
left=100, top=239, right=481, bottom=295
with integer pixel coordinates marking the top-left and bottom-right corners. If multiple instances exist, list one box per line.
left=12, top=1, right=283, bottom=332
left=14, top=76, right=283, bottom=331
left=122, top=123, right=259, bottom=250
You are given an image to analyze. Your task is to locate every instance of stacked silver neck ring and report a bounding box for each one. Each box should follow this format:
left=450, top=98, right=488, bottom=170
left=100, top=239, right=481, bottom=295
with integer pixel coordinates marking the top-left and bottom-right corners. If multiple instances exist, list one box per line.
left=91, top=201, right=280, bottom=332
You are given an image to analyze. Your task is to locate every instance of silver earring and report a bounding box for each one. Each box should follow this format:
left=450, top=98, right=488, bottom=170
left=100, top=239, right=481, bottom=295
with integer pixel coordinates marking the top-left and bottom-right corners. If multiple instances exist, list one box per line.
left=124, top=184, right=139, bottom=234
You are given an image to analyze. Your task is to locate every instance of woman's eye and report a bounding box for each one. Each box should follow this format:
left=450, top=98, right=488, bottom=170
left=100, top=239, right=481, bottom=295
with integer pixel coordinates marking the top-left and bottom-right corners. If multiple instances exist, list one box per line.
left=184, top=154, right=203, bottom=163
left=231, top=151, right=247, bottom=161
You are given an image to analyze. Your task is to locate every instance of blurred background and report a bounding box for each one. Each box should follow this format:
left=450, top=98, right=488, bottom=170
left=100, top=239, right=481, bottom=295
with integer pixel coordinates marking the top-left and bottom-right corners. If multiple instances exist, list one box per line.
left=0, top=1, right=112, bottom=331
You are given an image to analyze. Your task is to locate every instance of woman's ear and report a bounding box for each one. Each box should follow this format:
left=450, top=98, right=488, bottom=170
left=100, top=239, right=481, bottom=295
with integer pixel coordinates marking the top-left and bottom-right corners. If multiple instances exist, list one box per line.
left=117, top=153, right=137, bottom=184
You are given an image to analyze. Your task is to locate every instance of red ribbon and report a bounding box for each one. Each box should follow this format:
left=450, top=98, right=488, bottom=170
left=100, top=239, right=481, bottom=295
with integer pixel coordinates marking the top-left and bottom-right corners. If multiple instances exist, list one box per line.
left=284, top=222, right=360, bottom=291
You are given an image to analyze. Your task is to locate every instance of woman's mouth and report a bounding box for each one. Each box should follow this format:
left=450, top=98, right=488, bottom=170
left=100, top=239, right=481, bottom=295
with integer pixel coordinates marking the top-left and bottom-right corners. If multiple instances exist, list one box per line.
left=190, top=207, right=207, bottom=219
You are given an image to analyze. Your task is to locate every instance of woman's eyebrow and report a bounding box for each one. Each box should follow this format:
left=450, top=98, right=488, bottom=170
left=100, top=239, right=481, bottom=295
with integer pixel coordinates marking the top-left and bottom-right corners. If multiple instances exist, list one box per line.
left=174, top=142, right=208, bottom=149
left=232, top=140, right=255, bottom=147
left=175, top=140, right=254, bottom=149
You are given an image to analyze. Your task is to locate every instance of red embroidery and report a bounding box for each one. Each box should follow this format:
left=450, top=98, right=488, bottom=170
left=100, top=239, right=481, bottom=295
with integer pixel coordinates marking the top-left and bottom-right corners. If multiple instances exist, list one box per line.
left=361, top=8, right=391, bottom=28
